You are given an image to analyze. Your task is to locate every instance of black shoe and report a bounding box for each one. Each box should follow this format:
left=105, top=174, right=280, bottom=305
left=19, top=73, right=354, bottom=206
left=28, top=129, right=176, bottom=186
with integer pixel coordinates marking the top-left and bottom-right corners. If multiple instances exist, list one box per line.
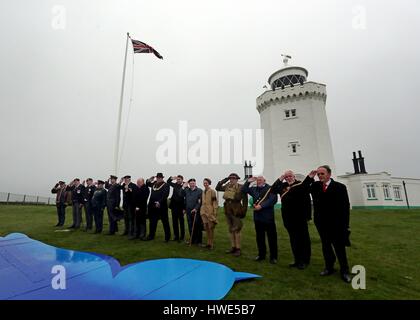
left=296, top=263, right=307, bottom=270
left=341, top=272, right=352, bottom=283
left=69, top=225, right=75, bottom=229
left=320, top=268, right=336, bottom=276
left=289, top=262, right=298, bottom=268
left=225, top=247, right=236, bottom=254
left=270, top=259, right=278, bottom=264
left=254, top=256, right=265, bottom=261
left=55, top=223, right=61, bottom=227
left=144, top=235, right=154, bottom=241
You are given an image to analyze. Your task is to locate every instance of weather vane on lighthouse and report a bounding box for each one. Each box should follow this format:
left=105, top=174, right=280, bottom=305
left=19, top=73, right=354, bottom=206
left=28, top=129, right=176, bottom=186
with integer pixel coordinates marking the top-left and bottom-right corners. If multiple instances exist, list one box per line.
left=281, top=54, right=292, bottom=66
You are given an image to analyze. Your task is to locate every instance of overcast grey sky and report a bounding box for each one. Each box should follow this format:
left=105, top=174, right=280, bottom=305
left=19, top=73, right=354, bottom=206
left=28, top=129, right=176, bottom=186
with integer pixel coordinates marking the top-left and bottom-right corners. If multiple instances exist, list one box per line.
left=0, top=0, right=419, bottom=197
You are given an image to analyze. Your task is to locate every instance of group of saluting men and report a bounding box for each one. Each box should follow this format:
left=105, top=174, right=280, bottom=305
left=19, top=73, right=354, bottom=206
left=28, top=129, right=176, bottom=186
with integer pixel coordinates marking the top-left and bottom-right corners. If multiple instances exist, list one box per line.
left=51, top=164, right=353, bottom=283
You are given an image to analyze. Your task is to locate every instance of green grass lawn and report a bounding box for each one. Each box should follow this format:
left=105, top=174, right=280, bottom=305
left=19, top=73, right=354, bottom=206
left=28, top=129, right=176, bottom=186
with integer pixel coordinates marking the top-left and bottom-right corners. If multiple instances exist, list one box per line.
left=1, top=204, right=419, bottom=300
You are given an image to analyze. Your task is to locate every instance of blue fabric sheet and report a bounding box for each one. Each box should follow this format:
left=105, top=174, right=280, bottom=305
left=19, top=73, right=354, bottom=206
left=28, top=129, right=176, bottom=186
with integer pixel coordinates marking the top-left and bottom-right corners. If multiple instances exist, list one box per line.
left=0, top=233, right=260, bottom=300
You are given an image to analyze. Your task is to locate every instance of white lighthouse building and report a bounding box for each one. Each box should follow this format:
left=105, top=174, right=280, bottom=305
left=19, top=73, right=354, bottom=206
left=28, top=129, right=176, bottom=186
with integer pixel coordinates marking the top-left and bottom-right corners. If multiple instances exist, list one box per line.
left=257, top=56, right=336, bottom=183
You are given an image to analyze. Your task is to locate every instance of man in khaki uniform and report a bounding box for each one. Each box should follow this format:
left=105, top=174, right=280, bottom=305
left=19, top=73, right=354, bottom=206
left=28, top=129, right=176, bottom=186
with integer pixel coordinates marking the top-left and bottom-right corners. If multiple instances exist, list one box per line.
left=216, top=173, right=247, bottom=257
left=201, top=178, right=218, bottom=249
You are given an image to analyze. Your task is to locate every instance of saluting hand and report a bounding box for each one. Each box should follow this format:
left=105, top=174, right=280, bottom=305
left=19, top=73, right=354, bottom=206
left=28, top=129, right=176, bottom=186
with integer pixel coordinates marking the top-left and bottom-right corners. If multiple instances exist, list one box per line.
left=308, top=170, right=317, bottom=179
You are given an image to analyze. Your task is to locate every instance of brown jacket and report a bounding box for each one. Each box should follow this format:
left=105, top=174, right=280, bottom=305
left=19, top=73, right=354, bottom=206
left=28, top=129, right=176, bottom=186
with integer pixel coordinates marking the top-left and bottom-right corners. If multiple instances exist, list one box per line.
left=201, top=188, right=218, bottom=223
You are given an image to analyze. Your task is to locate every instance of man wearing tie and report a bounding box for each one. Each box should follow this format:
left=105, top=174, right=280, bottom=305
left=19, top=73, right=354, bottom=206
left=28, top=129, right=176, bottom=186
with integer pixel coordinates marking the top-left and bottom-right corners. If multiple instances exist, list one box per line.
left=310, top=165, right=352, bottom=283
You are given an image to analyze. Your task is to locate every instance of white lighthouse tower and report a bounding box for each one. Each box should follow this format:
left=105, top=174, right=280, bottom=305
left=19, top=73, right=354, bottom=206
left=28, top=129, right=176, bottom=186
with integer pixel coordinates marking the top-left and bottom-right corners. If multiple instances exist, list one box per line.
left=257, top=56, right=336, bottom=182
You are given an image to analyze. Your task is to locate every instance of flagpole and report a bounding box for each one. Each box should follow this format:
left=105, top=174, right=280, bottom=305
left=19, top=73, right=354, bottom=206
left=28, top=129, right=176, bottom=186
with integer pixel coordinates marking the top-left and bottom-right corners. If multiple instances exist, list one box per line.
left=114, top=32, right=130, bottom=175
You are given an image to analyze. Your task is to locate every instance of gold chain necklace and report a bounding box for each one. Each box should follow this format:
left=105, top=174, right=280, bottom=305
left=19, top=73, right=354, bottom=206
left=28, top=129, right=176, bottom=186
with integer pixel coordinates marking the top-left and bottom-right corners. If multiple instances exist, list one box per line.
left=153, top=182, right=166, bottom=191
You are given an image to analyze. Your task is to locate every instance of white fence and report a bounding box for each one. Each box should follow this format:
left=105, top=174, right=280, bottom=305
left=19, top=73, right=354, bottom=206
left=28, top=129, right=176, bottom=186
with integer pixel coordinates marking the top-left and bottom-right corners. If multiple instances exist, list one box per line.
left=0, top=192, right=55, bottom=205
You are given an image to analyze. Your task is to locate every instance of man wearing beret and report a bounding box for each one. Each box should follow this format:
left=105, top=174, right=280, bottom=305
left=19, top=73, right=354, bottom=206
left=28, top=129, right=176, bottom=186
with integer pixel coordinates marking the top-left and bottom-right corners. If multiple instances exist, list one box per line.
left=83, top=178, right=96, bottom=232
left=91, top=180, right=107, bottom=233
left=105, top=175, right=122, bottom=235
left=66, top=178, right=85, bottom=229
left=51, top=181, right=67, bottom=227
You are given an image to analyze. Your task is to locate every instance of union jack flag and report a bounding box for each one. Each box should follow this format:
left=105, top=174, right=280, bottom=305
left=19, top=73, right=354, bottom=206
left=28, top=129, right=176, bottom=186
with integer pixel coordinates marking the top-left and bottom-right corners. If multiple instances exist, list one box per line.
left=131, top=38, right=163, bottom=59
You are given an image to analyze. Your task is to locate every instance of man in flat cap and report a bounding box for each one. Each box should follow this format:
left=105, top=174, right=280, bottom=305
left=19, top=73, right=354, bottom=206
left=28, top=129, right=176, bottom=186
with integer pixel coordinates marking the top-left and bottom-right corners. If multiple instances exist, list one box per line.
left=91, top=180, right=107, bottom=233
left=145, top=173, right=171, bottom=242
left=51, top=180, right=67, bottom=227
left=66, top=178, right=86, bottom=229
left=184, top=178, right=203, bottom=245
left=105, top=175, right=122, bottom=235
left=121, top=175, right=138, bottom=238
left=216, top=173, right=247, bottom=257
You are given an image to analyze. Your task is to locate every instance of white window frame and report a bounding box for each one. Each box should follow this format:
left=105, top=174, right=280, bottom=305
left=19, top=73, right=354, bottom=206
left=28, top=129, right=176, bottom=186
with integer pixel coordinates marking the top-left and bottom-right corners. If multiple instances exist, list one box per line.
left=382, top=184, right=392, bottom=200
left=366, top=184, right=377, bottom=200
left=284, top=108, right=297, bottom=120
left=393, top=185, right=403, bottom=201
left=288, top=141, right=300, bottom=155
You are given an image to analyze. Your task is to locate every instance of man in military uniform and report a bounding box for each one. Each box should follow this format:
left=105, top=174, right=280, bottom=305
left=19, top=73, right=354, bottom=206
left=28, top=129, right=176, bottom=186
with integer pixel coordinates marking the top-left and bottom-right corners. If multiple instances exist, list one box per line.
left=83, top=178, right=96, bottom=231
left=105, top=175, right=122, bottom=235
left=133, top=178, right=150, bottom=240
left=167, top=175, right=186, bottom=242
left=271, top=170, right=316, bottom=269
left=216, top=173, right=247, bottom=257
left=66, top=178, right=85, bottom=229
left=91, top=180, right=107, bottom=234
left=121, top=175, right=138, bottom=237
left=145, top=173, right=171, bottom=242
left=51, top=181, right=67, bottom=227
left=242, top=176, right=278, bottom=264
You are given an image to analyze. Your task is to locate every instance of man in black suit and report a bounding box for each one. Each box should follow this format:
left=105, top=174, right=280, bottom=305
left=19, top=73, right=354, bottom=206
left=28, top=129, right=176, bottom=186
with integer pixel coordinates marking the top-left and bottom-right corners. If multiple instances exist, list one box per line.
left=271, top=170, right=316, bottom=269
left=167, top=175, right=186, bottom=242
left=145, top=173, right=171, bottom=242
left=310, top=165, right=352, bottom=283
left=132, top=178, right=150, bottom=240
left=121, top=175, right=138, bottom=237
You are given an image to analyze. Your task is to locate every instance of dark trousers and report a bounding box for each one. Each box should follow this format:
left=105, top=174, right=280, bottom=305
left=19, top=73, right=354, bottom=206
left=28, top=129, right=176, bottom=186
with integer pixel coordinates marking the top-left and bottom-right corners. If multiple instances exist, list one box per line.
left=123, top=205, right=136, bottom=236
left=284, top=218, right=311, bottom=265
left=135, top=208, right=147, bottom=238
left=107, top=200, right=119, bottom=234
left=71, top=202, right=83, bottom=228
left=187, top=210, right=202, bottom=244
left=148, top=206, right=171, bottom=241
left=84, top=201, right=94, bottom=230
left=171, top=205, right=185, bottom=240
left=316, top=225, right=349, bottom=273
left=254, top=220, right=278, bottom=260
left=93, top=207, right=104, bottom=232
left=56, top=204, right=66, bottom=226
